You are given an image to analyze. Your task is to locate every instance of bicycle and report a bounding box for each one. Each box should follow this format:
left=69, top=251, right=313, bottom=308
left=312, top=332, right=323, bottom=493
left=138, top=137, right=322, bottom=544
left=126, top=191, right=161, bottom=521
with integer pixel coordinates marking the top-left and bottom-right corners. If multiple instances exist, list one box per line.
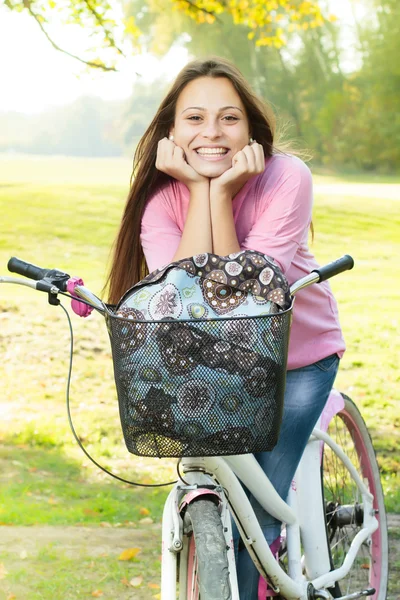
left=0, top=254, right=388, bottom=600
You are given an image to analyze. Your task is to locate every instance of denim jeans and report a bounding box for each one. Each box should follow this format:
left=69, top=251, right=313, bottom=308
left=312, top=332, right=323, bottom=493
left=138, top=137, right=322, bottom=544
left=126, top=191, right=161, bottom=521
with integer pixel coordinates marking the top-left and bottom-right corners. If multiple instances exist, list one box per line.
left=235, top=353, right=340, bottom=599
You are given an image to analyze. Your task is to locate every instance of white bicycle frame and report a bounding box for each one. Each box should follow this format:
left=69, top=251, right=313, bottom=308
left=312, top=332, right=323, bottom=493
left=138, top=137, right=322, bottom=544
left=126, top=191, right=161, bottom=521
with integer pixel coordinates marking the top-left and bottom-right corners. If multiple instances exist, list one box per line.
left=160, top=389, right=379, bottom=600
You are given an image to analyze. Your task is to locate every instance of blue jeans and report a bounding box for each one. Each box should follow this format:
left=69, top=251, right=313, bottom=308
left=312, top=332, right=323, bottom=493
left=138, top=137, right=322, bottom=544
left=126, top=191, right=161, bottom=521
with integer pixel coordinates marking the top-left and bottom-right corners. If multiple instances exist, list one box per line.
left=235, top=353, right=340, bottom=599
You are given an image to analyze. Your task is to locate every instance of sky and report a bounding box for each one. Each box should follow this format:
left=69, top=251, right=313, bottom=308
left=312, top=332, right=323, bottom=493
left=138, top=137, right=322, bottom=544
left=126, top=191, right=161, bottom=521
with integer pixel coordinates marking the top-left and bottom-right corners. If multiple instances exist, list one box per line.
left=0, top=4, right=189, bottom=114
left=0, top=1, right=361, bottom=114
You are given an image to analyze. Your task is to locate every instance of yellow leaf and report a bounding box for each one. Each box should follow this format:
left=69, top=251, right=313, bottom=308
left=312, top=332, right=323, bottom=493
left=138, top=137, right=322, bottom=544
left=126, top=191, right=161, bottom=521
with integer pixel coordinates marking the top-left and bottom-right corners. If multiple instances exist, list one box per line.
left=91, top=591, right=103, bottom=597
left=0, top=563, right=8, bottom=580
left=153, top=594, right=161, bottom=599
left=125, top=15, right=141, bottom=37
left=83, top=508, right=100, bottom=516
left=148, top=582, right=161, bottom=589
left=139, top=517, right=154, bottom=525
left=7, top=595, right=16, bottom=600
left=130, top=576, right=143, bottom=587
left=139, top=507, right=150, bottom=516
left=118, top=547, right=141, bottom=561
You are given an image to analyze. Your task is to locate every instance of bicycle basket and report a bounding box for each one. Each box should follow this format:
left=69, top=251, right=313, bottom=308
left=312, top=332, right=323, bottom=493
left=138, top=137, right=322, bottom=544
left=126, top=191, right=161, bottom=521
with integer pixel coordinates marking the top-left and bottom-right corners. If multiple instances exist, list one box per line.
left=106, top=250, right=292, bottom=458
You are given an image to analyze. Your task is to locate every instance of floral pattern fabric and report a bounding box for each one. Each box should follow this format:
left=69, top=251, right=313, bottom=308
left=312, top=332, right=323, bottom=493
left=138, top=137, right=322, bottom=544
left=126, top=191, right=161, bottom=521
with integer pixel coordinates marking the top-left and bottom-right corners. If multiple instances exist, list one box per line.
left=107, top=250, right=292, bottom=458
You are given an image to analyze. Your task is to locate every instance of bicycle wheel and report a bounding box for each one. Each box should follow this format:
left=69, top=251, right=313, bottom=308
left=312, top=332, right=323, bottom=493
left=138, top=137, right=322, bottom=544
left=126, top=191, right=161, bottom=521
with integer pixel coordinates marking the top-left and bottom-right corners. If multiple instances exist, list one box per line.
left=183, top=499, right=232, bottom=600
left=322, top=394, right=388, bottom=600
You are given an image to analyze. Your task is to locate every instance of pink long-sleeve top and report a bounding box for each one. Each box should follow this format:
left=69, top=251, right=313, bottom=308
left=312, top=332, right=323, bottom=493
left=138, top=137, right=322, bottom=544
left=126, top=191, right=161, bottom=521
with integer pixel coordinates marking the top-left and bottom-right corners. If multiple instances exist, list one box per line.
left=140, top=153, right=345, bottom=370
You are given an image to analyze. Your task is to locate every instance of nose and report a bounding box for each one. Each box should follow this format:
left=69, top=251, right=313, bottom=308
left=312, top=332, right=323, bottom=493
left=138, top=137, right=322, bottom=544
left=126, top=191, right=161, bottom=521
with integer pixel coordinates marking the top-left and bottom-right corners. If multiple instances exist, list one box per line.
left=202, top=117, right=222, bottom=139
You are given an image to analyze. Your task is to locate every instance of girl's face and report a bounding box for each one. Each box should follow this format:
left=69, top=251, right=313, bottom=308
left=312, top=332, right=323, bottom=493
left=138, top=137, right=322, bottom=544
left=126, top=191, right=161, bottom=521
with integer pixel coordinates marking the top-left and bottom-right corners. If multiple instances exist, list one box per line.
left=171, top=76, right=250, bottom=178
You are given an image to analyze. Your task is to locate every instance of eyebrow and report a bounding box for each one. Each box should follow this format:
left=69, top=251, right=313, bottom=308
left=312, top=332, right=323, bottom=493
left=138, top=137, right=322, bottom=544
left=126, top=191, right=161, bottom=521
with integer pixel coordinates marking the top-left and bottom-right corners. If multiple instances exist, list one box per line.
left=181, top=105, right=244, bottom=114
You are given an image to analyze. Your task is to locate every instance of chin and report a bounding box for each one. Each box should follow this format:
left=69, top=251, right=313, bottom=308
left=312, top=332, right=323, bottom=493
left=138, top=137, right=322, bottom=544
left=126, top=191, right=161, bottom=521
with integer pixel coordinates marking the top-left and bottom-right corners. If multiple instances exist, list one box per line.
left=191, top=163, right=229, bottom=179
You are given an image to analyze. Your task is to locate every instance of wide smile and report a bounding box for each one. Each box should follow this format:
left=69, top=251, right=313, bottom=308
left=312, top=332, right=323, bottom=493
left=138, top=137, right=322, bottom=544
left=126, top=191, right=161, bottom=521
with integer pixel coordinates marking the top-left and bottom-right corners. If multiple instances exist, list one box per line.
left=193, top=147, right=230, bottom=161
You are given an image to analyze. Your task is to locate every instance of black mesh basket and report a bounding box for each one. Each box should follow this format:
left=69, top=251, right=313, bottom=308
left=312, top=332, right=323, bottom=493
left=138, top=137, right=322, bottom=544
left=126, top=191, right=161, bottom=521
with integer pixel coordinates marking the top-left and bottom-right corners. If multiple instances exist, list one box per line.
left=105, top=307, right=292, bottom=458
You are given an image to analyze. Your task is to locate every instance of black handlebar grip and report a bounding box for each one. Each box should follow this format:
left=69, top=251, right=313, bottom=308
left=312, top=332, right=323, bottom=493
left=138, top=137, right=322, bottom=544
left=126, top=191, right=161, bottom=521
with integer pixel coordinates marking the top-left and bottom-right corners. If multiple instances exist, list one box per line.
left=312, top=255, right=354, bottom=283
left=8, top=257, right=49, bottom=281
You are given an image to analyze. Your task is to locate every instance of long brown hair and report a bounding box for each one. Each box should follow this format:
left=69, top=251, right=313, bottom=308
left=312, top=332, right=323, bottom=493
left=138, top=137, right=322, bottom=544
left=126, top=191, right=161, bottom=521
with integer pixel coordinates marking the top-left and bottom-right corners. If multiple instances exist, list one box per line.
left=106, top=56, right=278, bottom=304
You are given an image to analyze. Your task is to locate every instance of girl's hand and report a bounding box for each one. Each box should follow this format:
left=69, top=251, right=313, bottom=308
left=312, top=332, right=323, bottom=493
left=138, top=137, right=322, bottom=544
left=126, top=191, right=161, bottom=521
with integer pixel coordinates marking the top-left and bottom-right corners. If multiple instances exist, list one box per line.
left=156, top=138, right=208, bottom=190
left=210, top=141, right=265, bottom=198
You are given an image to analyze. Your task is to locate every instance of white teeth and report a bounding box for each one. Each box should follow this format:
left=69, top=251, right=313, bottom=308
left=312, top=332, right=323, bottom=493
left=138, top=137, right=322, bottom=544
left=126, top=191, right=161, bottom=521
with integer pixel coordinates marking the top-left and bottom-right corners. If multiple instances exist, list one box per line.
left=196, top=148, right=228, bottom=155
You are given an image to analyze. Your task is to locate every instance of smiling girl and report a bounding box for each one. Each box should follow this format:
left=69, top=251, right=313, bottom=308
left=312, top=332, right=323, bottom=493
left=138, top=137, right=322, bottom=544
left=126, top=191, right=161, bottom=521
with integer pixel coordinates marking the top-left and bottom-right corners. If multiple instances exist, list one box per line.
left=107, top=57, right=345, bottom=600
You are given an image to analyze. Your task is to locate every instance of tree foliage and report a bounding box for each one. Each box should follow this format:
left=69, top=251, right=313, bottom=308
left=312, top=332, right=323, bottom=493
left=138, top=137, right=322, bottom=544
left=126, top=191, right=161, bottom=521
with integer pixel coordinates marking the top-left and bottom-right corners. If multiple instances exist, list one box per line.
left=296, top=0, right=400, bottom=170
left=4, top=0, right=331, bottom=69
left=4, top=0, right=136, bottom=70
left=169, top=0, right=332, bottom=48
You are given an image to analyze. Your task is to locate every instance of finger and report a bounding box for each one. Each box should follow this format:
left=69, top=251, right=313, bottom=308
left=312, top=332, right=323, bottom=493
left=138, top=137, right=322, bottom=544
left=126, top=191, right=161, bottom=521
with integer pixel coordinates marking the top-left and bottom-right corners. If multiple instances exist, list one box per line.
left=241, top=145, right=257, bottom=172
left=165, top=137, right=177, bottom=153
left=173, top=145, right=186, bottom=161
left=173, top=146, right=192, bottom=171
left=232, top=149, right=248, bottom=170
left=173, top=145, right=196, bottom=179
left=249, top=142, right=265, bottom=172
left=156, top=137, right=175, bottom=168
left=156, top=138, right=170, bottom=160
left=251, top=141, right=264, bottom=157
left=155, top=140, right=165, bottom=170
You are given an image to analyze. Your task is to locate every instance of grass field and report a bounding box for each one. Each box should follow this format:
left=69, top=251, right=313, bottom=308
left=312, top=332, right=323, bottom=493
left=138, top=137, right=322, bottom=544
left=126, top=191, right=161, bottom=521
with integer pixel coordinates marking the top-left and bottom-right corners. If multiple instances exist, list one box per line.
left=0, top=154, right=399, bottom=598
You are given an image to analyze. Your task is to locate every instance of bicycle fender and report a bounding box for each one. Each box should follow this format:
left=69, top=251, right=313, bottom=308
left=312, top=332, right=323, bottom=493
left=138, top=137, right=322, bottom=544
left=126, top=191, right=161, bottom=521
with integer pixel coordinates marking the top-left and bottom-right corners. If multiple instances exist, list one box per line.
left=320, top=388, right=345, bottom=433
left=179, top=488, right=221, bottom=513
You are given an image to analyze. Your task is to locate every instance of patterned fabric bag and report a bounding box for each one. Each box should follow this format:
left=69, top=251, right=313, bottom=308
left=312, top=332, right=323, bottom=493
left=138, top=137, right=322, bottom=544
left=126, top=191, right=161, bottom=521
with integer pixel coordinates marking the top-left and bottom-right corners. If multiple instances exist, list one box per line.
left=106, top=250, right=292, bottom=458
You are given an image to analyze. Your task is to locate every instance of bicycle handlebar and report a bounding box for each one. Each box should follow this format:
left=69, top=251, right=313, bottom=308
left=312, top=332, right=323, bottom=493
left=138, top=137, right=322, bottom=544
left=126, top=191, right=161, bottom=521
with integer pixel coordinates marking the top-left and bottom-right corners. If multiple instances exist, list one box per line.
left=5, top=254, right=355, bottom=312
left=289, top=254, right=354, bottom=296
left=8, top=257, right=52, bottom=281
left=8, top=256, right=72, bottom=291
left=7, top=256, right=98, bottom=316
left=311, top=254, right=354, bottom=282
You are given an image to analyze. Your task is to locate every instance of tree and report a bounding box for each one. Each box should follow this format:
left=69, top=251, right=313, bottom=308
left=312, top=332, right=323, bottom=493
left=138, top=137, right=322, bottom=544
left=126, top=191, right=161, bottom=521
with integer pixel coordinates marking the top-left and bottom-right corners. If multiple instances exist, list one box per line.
left=4, top=0, right=137, bottom=71
left=4, top=0, right=331, bottom=70
left=298, top=0, right=400, bottom=171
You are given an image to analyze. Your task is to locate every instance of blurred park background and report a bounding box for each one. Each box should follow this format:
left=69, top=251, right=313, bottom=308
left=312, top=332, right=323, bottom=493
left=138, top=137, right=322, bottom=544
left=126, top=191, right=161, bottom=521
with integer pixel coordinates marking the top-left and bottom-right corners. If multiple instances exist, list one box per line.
left=0, top=0, right=399, bottom=598
left=1, top=0, right=399, bottom=172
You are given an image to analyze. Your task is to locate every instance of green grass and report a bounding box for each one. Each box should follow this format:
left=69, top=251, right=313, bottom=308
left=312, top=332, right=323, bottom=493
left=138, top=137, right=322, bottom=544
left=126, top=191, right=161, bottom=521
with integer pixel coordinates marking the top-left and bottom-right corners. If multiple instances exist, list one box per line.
left=311, top=187, right=400, bottom=510
left=312, top=166, right=400, bottom=184
left=0, top=526, right=161, bottom=599
left=2, top=553, right=148, bottom=600
left=0, top=445, right=168, bottom=526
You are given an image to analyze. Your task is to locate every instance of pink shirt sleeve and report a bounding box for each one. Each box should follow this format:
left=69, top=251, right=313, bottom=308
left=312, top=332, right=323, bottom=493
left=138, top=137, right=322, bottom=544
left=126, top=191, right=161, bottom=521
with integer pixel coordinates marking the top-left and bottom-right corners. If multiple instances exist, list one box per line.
left=241, top=156, right=313, bottom=273
left=140, top=185, right=182, bottom=273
